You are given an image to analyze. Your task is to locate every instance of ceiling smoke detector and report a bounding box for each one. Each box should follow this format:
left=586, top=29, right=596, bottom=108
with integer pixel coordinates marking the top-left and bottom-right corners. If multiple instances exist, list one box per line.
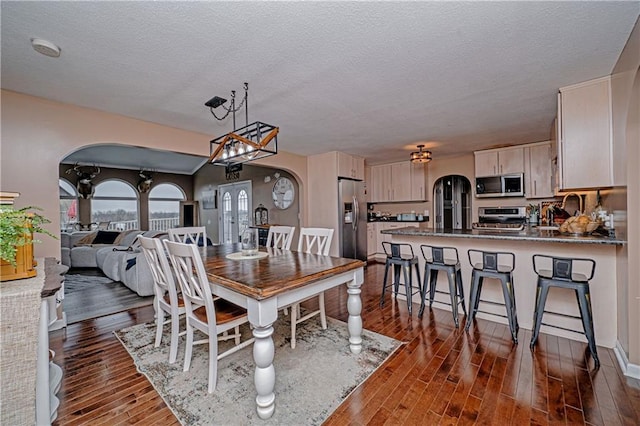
left=30, top=38, right=61, bottom=58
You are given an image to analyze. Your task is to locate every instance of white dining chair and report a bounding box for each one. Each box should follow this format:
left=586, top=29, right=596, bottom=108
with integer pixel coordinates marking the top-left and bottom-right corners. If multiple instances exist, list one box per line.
left=168, top=226, right=208, bottom=246
left=266, top=226, right=295, bottom=250
left=138, top=235, right=186, bottom=364
left=289, top=227, right=334, bottom=349
left=164, top=240, right=254, bottom=393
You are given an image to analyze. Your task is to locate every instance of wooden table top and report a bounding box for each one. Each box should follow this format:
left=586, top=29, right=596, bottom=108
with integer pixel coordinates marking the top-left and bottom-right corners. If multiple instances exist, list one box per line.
left=201, top=244, right=365, bottom=300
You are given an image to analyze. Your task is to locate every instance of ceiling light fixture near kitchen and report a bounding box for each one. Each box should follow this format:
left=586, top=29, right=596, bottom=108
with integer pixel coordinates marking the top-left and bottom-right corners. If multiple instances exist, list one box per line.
left=206, top=82, right=279, bottom=168
left=410, top=144, right=432, bottom=163
left=30, top=38, right=61, bottom=58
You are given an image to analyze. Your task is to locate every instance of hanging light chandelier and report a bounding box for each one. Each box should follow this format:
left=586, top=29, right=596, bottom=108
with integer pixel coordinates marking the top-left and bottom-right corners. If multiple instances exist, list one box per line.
left=206, top=83, right=279, bottom=167
left=410, top=144, right=432, bottom=163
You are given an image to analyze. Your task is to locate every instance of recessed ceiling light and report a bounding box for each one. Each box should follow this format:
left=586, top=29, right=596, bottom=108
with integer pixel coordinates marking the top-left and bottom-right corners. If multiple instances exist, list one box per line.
left=30, top=38, right=61, bottom=58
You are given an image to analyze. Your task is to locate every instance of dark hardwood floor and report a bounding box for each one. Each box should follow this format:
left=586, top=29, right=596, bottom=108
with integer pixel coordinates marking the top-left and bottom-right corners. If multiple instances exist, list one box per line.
left=50, top=263, right=640, bottom=425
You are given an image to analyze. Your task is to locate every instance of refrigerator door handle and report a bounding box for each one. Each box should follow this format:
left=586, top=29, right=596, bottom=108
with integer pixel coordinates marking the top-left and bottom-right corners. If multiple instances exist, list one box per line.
left=352, top=196, right=358, bottom=230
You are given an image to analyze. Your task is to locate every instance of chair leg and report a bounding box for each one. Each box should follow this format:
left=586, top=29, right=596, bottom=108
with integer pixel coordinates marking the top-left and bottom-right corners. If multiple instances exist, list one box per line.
left=183, top=321, right=194, bottom=372
left=234, top=326, right=241, bottom=345
left=414, top=263, right=422, bottom=296
left=290, top=303, right=298, bottom=349
left=429, top=269, right=438, bottom=308
left=403, top=264, right=412, bottom=315
left=208, top=333, right=218, bottom=393
left=530, top=282, right=550, bottom=349
left=499, top=276, right=518, bottom=344
left=154, top=307, right=164, bottom=348
left=447, top=270, right=459, bottom=328
left=576, top=287, right=599, bottom=367
left=510, top=274, right=519, bottom=333
left=380, top=262, right=391, bottom=307
left=393, top=264, right=401, bottom=297
left=169, top=311, right=180, bottom=363
left=319, top=292, right=327, bottom=329
left=465, top=271, right=480, bottom=332
left=456, top=268, right=466, bottom=315
left=419, top=265, right=430, bottom=317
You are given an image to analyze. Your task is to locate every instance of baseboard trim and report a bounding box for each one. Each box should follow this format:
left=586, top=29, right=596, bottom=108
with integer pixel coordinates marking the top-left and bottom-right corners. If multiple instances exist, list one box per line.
left=614, top=340, right=640, bottom=379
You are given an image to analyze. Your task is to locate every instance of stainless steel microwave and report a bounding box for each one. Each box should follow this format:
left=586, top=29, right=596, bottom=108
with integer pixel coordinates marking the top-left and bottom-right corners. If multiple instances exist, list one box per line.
left=475, top=173, right=524, bottom=198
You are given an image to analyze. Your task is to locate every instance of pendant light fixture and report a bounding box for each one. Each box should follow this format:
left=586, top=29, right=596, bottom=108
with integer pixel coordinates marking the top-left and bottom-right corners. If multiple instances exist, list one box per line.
left=206, top=83, right=279, bottom=167
left=410, top=144, right=432, bottom=163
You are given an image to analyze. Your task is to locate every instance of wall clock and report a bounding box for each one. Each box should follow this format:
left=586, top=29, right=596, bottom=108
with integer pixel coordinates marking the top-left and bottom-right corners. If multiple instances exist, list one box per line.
left=272, top=177, right=295, bottom=209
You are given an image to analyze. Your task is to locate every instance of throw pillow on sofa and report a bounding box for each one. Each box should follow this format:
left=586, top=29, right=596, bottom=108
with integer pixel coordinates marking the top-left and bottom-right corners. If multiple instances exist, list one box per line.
left=92, top=230, right=121, bottom=244
left=75, top=232, right=97, bottom=245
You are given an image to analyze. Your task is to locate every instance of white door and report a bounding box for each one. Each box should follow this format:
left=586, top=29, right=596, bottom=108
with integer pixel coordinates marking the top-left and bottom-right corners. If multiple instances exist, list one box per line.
left=218, top=181, right=252, bottom=244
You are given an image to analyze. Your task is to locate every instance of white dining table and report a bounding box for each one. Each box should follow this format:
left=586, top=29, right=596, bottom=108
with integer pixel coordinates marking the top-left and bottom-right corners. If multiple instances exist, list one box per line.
left=199, top=244, right=365, bottom=419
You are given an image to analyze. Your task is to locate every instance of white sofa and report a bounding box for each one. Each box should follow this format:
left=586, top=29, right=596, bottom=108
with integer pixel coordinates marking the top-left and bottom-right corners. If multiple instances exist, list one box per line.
left=60, top=230, right=143, bottom=268
left=95, top=230, right=167, bottom=296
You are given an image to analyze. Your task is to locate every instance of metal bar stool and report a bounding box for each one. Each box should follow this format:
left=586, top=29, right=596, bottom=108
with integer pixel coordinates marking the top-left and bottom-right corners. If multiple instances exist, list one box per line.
left=380, top=242, right=422, bottom=315
left=466, top=249, right=518, bottom=343
left=530, top=254, right=599, bottom=367
left=418, top=245, right=466, bottom=327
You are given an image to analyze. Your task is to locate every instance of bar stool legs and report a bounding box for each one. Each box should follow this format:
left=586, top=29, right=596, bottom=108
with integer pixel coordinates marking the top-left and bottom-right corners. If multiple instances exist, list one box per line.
left=530, top=255, right=599, bottom=367
left=379, top=242, right=421, bottom=315
left=465, top=250, right=518, bottom=344
left=418, top=245, right=466, bottom=328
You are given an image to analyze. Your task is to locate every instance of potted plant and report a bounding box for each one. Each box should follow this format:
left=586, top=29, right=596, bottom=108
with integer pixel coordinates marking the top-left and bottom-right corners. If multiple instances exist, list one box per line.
left=0, top=205, right=55, bottom=281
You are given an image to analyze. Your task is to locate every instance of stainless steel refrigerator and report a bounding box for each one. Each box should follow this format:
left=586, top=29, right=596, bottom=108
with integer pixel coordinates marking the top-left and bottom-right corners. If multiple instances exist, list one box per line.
left=338, top=178, right=367, bottom=261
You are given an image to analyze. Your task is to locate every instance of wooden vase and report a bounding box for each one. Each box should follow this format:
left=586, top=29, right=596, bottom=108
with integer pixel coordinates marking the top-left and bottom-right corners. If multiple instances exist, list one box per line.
left=0, top=238, right=37, bottom=281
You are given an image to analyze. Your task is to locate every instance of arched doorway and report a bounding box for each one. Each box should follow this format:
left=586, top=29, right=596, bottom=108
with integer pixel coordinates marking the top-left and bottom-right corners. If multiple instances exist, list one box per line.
left=433, top=175, right=472, bottom=229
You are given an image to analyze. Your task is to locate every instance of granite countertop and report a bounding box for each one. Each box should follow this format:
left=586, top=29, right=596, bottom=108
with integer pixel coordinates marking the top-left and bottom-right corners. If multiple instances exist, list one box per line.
left=381, top=225, right=625, bottom=245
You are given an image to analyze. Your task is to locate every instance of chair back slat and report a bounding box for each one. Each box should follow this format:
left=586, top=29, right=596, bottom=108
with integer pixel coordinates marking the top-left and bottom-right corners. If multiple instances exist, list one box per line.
left=266, top=226, right=295, bottom=250
left=139, top=236, right=179, bottom=305
left=168, top=226, right=208, bottom=246
left=164, top=240, right=215, bottom=318
left=297, top=227, right=334, bottom=255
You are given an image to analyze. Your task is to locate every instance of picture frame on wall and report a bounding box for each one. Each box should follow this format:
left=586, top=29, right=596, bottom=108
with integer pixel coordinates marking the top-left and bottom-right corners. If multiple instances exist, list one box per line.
left=202, top=189, right=216, bottom=210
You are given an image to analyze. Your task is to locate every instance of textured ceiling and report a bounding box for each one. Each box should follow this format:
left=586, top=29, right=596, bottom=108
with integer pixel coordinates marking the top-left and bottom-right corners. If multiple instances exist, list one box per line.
left=2, top=1, right=638, bottom=172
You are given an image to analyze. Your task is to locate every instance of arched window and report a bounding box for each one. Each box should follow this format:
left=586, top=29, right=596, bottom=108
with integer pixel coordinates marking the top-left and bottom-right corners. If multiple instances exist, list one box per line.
left=91, top=180, right=139, bottom=231
left=59, top=178, right=78, bottom=232
left=148, top=183, right=186, bottom=231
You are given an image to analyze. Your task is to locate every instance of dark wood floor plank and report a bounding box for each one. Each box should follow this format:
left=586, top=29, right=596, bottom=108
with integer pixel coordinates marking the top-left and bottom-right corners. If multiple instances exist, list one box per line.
left=49, top=263, right=639, bottom=426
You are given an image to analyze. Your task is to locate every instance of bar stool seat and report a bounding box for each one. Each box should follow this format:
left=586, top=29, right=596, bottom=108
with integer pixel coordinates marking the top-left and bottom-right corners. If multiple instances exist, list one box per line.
left=418, top=245, right=466, bottom=327
left=530, top=254, right=599, bottom=367
left=465, top=249, right=518, bottom=343
left=380, top=242, right=422, bottom=315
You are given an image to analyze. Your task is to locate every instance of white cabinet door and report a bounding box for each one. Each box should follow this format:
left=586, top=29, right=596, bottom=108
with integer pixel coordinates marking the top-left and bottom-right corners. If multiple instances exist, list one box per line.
left=525, top=142, right=553, bottom=199
left=559, top=76, right=613, bottom=189
left=410, top=163, right=426, bottom=201
left=367, top=223, right=376, bottom=256
left=353, top=156, right=365, bottom=180
left=499, top=147, right=524, bottom=174
left=391, top=162, right=411, bottom=201
left=371, top=165, right=392, bottom=202
left=474, top=151, right=499, bottom=176
left=337, top=152, right=366, bottom=180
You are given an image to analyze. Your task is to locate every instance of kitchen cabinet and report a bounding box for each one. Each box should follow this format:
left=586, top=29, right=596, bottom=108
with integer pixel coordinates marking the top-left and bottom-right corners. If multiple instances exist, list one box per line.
left=370, top=161, right=426, bottom=203
left=337, top=151, right=365, bottom=180
left=474, top=146, right=524, bottom=177
left=367, top=223, right=376, bottom=257
left=558, top=76, right=616, bottom=189
left=374, top=222, right=419, bottom=260
left=524, top=141, right=554, bottom=199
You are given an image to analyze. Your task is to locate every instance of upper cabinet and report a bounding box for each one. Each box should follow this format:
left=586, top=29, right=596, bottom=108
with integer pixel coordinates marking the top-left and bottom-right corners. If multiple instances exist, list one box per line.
left=524, top=141, right=553, bottom=199
left=370, top=161, right=427, bottom=203
left=474, top=146, right=524, bottom=177
left=337, top=152, right=365, bottom=180
left=558, top=76, right=617, bottom=189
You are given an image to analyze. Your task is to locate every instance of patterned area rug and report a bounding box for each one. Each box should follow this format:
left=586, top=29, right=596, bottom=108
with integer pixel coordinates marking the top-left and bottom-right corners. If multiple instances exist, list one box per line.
left=115, top=316, right=402, bottom=425
left=64, top=272, right=154, bottom=323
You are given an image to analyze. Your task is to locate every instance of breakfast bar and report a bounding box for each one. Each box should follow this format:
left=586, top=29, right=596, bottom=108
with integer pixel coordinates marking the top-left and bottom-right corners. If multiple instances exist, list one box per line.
left=381, top=225, right=625, bottom=348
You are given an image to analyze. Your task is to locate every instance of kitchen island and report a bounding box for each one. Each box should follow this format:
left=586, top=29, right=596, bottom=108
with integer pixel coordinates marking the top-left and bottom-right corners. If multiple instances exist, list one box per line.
left=381, top=225, right=625, bottom=348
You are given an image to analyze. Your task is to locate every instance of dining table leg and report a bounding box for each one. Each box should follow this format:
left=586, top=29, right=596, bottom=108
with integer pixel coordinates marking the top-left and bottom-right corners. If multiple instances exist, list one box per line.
left=248, top=298, right=277, bottom=419
left=347, top=269, right=364, bottom=354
